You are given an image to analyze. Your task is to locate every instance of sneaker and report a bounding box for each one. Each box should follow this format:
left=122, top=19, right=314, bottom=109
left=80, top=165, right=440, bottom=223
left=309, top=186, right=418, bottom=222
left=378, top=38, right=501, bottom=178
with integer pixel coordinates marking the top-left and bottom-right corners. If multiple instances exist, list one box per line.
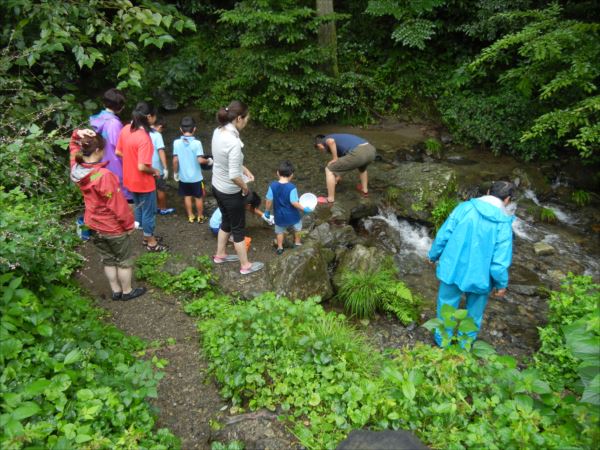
left=121, top=287, right=146, bottom=301
left=188, top=215, right=196, bottom=223
left=240, top=261, right=264, bottom=275
left=213, top=254, right=240, bottom=264
left=276, top=248, right=284, bottom=255
left=134, top=221, right=141, bottom=229
left=197, top=215, right=207, bottom=224
left=159, top=208, right=175, bottom=215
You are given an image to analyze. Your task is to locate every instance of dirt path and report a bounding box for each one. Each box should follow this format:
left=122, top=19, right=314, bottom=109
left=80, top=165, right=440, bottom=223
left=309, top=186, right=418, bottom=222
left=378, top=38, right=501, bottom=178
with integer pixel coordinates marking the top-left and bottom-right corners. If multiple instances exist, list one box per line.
left=75, top=210, right=301, bottom=449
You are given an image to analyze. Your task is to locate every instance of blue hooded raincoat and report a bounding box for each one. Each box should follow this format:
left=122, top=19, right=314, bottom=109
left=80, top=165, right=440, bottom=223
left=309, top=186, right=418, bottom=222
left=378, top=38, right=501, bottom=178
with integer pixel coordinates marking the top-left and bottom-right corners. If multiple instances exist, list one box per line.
left=428, top=196, right=514, bottom=294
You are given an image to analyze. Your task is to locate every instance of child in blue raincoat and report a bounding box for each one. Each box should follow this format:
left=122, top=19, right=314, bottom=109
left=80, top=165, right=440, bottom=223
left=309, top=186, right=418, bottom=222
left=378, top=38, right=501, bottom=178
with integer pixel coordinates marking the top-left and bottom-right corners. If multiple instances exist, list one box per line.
left=428, top=181, right=515, bottom=346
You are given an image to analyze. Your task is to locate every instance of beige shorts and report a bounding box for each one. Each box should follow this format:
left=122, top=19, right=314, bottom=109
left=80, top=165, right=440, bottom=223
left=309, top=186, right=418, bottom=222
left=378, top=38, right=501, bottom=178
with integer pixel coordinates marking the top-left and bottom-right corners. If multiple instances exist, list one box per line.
left=328, top=143, right=376, bottom=175
left=92, top=232, right=133, bottom=268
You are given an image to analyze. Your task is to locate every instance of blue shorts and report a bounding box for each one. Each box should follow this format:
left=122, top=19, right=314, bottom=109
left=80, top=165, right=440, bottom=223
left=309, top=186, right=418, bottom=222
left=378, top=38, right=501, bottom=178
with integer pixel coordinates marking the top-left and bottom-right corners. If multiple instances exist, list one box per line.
left=210, top=227, right=219, bottom=236
left=275, top=221, right=302, bottom=235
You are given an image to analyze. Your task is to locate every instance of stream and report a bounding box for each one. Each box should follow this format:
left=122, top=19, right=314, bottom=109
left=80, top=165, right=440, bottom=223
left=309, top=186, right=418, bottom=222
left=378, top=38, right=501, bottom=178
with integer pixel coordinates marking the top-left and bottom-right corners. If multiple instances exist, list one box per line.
left=160, top=107, right=599, bottom=359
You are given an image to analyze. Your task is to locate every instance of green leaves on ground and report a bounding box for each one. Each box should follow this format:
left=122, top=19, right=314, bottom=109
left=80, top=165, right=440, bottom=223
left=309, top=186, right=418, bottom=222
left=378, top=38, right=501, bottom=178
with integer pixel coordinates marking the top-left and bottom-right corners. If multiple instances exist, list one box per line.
left=191, top=290, right=598, bottom=449
left=0, top=275, right=179, bottom=449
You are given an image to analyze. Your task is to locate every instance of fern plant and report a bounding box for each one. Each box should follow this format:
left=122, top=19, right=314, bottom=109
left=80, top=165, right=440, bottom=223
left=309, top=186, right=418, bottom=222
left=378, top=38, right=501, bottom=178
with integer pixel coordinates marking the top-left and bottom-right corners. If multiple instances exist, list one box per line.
left=571, top=190, right=591, bottom=208
left=431, top=196, right=458, bottom=230
left=337, top=268, right=420, bottom=324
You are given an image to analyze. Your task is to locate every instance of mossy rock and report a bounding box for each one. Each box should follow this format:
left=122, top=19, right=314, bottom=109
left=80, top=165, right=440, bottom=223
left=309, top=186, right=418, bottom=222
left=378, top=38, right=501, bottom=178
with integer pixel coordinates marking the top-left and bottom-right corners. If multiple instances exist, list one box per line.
left=379, top=162, right=458, bottom=222
left=332, top=244, right=392, bottom=291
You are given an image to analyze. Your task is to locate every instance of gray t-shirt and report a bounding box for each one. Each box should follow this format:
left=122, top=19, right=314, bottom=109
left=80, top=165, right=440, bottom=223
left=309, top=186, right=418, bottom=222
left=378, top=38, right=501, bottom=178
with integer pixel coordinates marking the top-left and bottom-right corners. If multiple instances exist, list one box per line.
left=211, top=123, right=244, bottom=194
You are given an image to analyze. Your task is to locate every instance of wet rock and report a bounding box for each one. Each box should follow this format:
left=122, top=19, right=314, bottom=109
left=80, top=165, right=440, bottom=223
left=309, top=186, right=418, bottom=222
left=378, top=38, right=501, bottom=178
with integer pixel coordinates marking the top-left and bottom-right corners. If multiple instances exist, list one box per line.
left=375, top=162, right=457, bottom=223
left=534, top=242, right=555, bottom=256
left=349, top=202, right=379, bottom=225
left=547, top=269, right=566, bottom=284
left=308, top=222, right=359, bottom=251
left=267, top=241, right=333, bottom=300
left=511, top=167, right=551, bottom=195
left=332, top=244, right=392, bottom=291
left=330, top=201, right=351, bottom=224
left=336, top=430, right=430, bottom=450
left=509, top=284, right=539, bottom=296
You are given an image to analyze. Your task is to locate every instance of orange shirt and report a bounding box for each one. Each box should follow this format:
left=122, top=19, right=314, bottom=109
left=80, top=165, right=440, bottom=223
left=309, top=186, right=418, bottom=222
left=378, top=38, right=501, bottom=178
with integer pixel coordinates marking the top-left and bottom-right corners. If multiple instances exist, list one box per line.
left=116, top=124, right=155, bottom=193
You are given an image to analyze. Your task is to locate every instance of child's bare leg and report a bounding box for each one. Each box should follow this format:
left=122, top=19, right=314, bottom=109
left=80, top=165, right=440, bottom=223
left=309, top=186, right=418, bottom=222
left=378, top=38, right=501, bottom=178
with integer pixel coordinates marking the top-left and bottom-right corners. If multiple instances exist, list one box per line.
left=358, top=170, right=368, bottom=193
left=103, top=266, right=121, bottom=293
left=117, top=267, right=132, bottom=293
left=195, top=197, right=204, bottom=217
left=276, top=233, right=284, bottom=249
left=184, top=196, right=193, bottom=218
left=157, top=189, right=167, bottom=210
left=294, top=231, right=302, bottom=246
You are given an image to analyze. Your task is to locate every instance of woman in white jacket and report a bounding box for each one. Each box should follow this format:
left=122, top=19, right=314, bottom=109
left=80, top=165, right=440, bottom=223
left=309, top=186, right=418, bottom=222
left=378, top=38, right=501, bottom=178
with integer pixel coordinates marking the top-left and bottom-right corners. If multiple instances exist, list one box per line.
left=211, top=100, right=264, bottom=275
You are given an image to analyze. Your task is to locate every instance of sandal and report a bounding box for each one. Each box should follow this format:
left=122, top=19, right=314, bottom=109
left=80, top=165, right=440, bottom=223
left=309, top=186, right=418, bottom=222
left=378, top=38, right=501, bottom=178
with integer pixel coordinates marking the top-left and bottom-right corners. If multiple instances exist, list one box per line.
left=145, top=242, right=167, bottom=252
left=213, top=254, right=240, bottom=264
left=355, top=184, right=369, bottom=197
left=240, top=261, right=264, bottom=275
left=142, top=235, right=163, bottom=245
left=317, top=196, right=334, bottom=205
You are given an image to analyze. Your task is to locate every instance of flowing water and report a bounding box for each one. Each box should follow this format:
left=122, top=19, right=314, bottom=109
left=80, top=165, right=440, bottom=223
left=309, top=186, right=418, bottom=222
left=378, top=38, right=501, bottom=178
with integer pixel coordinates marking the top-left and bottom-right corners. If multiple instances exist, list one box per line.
left=161, top=107, right=599, bottom=357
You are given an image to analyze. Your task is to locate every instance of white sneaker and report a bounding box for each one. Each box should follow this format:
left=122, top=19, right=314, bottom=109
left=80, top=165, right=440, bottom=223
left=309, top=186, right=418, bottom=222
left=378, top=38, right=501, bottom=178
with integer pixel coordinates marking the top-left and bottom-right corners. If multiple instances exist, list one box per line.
left=134, top=221, right=141, bottom=230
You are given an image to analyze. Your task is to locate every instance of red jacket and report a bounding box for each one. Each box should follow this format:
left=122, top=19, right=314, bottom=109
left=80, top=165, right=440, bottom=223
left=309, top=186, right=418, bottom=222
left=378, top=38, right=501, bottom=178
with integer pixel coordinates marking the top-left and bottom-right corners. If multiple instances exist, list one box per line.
left=70, top=160, right=134, bottom=235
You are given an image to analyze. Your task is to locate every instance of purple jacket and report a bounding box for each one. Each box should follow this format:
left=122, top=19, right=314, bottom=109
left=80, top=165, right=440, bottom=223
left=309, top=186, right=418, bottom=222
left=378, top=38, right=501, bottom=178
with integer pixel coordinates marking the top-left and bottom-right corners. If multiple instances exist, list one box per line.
left=89, top=110, right=131, bottom=200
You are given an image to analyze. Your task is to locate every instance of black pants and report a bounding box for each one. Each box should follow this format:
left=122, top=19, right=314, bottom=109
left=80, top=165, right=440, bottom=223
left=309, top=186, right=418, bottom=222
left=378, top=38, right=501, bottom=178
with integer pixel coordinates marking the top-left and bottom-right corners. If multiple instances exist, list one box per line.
left=212, top=186, right=246, bottom=243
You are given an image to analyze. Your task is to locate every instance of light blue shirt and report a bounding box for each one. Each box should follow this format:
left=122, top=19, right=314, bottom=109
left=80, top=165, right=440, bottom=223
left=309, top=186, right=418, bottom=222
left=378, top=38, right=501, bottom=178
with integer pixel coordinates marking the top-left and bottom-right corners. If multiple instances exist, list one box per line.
left=209, top=208, right=222, bottom=229
left=173, top=136, right=204, bottom=183
left=150, top=130, right=165, bottom=175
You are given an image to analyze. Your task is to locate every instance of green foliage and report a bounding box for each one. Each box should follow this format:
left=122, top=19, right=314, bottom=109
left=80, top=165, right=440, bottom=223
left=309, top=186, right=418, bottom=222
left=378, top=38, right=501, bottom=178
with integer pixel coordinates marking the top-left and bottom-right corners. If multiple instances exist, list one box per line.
left=195, top=292, right=598, bottom=449
left=571, top=189, right=591, bottom=207
left=534, top=274, right=600, bottom=392
left=444, top=4, right=600, bottom=160
left=337, top=268, right=420, bottom=324
left=0, top=188, right=82, bottom=287
left=424, top=137, right=442, bottom=156
left=366, top=0, right=446, bottom=49
left=430, top=196, right=458, bottom=230
left=135, top=253, right=214, bottom=296
left=211, top=441, right=245, bottom=450
left=0, top=275, right=179, bottom=449
left=563, top=316, right=600, bottom=405
left=422, top=304, right=479, bottom=350
left=539, top=206, right=557, bottom=223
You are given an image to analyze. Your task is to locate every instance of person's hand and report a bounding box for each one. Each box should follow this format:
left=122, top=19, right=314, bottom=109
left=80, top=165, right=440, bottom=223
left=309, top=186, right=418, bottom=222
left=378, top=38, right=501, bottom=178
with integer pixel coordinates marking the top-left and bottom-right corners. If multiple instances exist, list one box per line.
left=494, top=288, right=507, bottom=298
left=76, top=129, right=96, bottom=139
left=244, top=170, right=255, bottom=182
left=162, top=169, right=169, bottom=180
left=303, top=206, right=313, bottom=214
left=427, top=259, right=436, bottom=266
left=174, top=173, right=180, bottom=182
left=241, top=185, right=249, bottom=196
left=153, top=169, right=161, bottom=177
left=263, top=211, right=270, bottom=220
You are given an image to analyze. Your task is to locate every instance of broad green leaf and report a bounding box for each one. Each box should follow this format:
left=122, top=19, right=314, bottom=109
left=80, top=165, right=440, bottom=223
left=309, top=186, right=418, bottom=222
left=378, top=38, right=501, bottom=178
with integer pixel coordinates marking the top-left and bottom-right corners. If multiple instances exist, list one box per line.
left=402, top=380, right=416, bottom=401
left=514, top=394, right=533, bottom=412
left=472, top=340, right=496, bottom=359
left=64, top=349, right=81, bottom=365
left=581, top=374, right=600, bottom=405
left=454, top=309, right=468, bottom=320
left=12, top=402, right=41, bottom=420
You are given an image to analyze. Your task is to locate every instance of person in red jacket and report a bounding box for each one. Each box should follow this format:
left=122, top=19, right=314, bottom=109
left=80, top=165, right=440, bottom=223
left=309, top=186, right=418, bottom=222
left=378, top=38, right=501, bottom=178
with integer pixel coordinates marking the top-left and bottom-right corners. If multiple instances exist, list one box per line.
left=70, top=129, right=146, bottom=301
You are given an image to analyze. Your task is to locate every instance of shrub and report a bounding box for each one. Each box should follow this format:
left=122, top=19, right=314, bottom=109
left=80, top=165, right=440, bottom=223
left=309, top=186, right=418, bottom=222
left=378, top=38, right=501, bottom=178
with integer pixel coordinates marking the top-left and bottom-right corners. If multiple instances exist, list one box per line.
left=534, top=275, right=600, bottom=391
left=0, top=188, right=82, bottom=287
left=571, top=190, right=591, bottom=207
left=430, top=196, right=459, bottom=231
left=337, top=268, right=420, bottom=324
left=0, top=275, right=179, bottom=449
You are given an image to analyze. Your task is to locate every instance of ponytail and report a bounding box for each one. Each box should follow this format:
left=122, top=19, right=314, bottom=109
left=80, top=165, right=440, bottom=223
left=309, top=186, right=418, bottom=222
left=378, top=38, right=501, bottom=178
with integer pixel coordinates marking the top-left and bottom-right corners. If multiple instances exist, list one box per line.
left=75, top=134, right=105, bottom=163
left=131, top=101, right=155, bottom=133
left=216, top=100, right=248, bottom=126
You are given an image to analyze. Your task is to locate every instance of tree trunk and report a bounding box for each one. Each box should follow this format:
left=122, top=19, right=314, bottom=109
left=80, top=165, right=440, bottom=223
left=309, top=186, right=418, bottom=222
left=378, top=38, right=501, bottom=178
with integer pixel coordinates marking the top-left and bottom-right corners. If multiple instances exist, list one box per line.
left=316, top=0, right=339, bottom=77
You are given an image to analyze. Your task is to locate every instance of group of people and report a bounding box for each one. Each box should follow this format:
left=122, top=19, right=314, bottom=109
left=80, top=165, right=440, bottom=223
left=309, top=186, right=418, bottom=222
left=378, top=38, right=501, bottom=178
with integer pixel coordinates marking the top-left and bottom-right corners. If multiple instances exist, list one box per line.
left=70, top=88, right=515, bottom=347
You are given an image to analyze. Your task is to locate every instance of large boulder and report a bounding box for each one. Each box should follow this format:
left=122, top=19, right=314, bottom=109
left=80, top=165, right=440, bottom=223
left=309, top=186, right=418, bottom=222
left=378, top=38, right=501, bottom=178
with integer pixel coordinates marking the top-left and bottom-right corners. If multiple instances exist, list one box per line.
left=267, top=241, right=334, bottom=300
left=307, top=222, right=360, bottom=250
left=336, top=430, right=430, bottom=450
left=332, top=244, right=391, bottom=291
left=377, top=162, right=457, bottom=223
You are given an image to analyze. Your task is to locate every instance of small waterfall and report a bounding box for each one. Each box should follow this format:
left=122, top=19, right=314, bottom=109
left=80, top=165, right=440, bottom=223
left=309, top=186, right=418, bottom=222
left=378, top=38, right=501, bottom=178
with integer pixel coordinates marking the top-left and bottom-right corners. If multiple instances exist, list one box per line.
left=365, top=208, right=432, bottom=258
left=522, top=189, right=578, bottom=225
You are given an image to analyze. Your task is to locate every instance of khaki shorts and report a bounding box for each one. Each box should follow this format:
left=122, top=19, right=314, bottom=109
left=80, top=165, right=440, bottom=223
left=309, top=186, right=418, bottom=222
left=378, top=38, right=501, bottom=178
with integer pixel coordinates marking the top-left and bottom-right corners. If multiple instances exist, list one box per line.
left=91, top=232, right=133, bottom=268
left=328, top=143, right=376, bottom=175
